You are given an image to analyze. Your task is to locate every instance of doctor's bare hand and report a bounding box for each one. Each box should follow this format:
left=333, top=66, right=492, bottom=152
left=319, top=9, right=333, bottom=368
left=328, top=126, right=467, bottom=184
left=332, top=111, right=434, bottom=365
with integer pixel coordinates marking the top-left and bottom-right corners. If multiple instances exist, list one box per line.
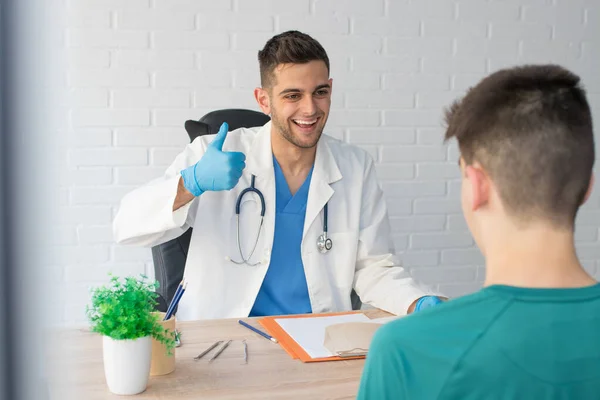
left=180, top=122, right=246, bottom=196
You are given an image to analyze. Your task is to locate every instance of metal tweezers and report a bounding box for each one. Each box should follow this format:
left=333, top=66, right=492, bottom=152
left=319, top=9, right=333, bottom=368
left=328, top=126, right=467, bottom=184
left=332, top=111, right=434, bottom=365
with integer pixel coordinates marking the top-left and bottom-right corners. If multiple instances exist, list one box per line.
left=208, top=340, right=232, bottom=363
left=194, top=340, right=222, bottom=361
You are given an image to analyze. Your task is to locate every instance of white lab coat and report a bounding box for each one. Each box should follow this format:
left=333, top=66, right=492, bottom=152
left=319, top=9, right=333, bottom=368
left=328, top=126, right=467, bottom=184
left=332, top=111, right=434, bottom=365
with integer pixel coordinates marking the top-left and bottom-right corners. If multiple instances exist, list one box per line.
left=113, top=122, right=438, bottom=321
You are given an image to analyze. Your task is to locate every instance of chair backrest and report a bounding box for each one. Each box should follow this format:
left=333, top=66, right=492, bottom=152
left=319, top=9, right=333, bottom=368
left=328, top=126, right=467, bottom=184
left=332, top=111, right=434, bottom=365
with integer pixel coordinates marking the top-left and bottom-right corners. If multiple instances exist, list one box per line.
left=151, top=109, right=270, bottom=312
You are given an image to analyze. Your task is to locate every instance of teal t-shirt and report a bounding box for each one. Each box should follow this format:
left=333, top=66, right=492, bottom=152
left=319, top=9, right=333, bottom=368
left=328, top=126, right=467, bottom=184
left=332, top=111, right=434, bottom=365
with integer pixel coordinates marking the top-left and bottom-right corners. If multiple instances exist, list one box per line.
left=357, top=284, right=600, bottom=400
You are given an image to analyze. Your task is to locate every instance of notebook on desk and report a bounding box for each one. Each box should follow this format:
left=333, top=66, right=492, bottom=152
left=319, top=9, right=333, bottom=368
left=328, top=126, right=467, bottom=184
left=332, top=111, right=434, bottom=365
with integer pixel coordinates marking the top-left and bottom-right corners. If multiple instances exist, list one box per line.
left=259, top=312, right=397, bottom=363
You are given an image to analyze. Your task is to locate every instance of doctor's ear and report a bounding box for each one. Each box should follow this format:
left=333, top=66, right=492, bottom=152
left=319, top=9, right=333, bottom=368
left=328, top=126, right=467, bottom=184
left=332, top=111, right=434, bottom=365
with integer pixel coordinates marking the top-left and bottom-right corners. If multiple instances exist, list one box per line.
left=254, top=87, right=271, bottom=115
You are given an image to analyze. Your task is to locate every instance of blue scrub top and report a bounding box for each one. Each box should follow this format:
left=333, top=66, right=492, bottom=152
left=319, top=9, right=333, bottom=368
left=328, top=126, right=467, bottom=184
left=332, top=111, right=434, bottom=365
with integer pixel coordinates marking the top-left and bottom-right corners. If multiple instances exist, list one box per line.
left=249, top=156, right=313, bottom=317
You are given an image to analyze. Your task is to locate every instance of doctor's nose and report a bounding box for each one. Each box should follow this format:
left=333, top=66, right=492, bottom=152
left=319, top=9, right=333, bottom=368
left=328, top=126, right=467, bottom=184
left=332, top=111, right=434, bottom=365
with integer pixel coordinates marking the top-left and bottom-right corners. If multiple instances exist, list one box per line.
left=299, top=96, right=317, bottom=116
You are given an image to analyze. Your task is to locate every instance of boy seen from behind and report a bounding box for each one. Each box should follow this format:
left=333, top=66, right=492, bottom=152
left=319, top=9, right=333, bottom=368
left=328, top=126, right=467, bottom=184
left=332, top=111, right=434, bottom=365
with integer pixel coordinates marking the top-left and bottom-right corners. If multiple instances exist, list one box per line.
left=357, top=65, right=600, bottom=400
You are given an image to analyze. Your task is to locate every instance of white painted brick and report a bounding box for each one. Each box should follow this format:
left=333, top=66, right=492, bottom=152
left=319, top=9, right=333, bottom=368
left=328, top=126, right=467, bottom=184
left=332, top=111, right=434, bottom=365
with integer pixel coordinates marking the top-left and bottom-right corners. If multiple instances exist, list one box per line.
left=384, top=74, right=450, bottom=91
left=452, top=74, right=488, bottom=91
left=67, top=0, right=150, bottom=11
left=393, top=234, right=409, bottom=251
left=153, top=32, right=230, bottom=50
left=279, top=16, right=348, bottom=34
left=442, top=249, right=483, bottom=265
left=193, top=89, right=258, bottom=109
left=417, top=163, right=461, bottom=180
left=575, top=226, right=599, bottom=243
left=447, top=214, right=468, bottom=231
left=348, top=129, right=415, bottom=145
left=233, top=68, right=262, bottom=89
left=65, top=263, right=146, bottom=282
left=457, top=0, right=520, bottom=21
left=114, top=128, right=189, bottom=147
left=68, top=70, right=149, bottom=88
left=383, top=110, right=445, bottom=127
left=455, top=38, right=519, bottom=57
left=382, top=182, right=446, bottom=198
left=438, top=282, right=482, bottom=298
left=375, top=164, right=415, bottom=180
left=389, top=0, right=455, bottom=20
left=522, top=4, right=584, bottom=25
left=60, top=168, right=113, bottom=186
left=66, top=9, right=110, bottom=29
left=113, top=50, right=195, bottom=69
left=422, top=58, right=487, bottom=74
left=198, top=13, right=273, bottom=32
left=417, top=92, right=464, bottom=110
left=400, top=251, right=439, bottom=267
left=69, top=149, right=148, bottom=167
left=69, top=88, right=109, bottom=108
left=77, top=226, right=114, bottom=244
left=67, top=49, right=110, bottom=68
left=328, top=110, right=380, bottom=127
left=352, top=55, right=419, bottom=73
left=417, top=128, right=446, bottom=145
left=54, top=206, right=113, bottom=225
left=355, top=145, right=379, bottom=162
left=386, top=38, right=454, bottom=57
left=71, top=109, right=150, bottom=127
left=49, top=227, right=78, bottom=246
left=414, top=198, right=462, bottom=214
left=233, top=32, right=277, bottom=51
left=237, top=0, right=309, bottom=15
left=491, top=23, right=552, bottom=41
left=112, top=89, right=190, bottom=108
left=150, top=148, right=187, bottom=166
left=112, top=246, right=153, bottom=262
left=346, top=91, right=414, bottom=109
left=411, top=266, right=477, bottom=284
left=70, top=186, right=136, bottom=205
left=152, top=109, right=212, bottom=127
left=315, top=0, right=384, bottom=17
left=201, top=51, right=257, bottom=70
left=411, top=233, right=473, bottom=249
left=117, top=11, right=195, bottom=30
left=154, top=70, right=231, bottom=89
left=381, top=145, right=446, bottom=162
left=447, top=143, right=461, bottom=162
left=554, top=24, right=598, bottom=42
left=390, top=216, right=446, bottom=232
left=331, top=72, right=380, bottom=90
left=576, top=245, right=600, bottom=260
left=49, top=245, right=110, bottom=265
left=385, top=199, right=413, bottom=217
left=67, top=29, right=148, bottom=49
left=115, top=167, right=168, bottom=185
left=422, top=21, right=487, bottom=38
left=318, top=35, right=383, bottom=55
left=352, top=18, right=419, bottom=36
left=68, top=129, right=112, bottom=147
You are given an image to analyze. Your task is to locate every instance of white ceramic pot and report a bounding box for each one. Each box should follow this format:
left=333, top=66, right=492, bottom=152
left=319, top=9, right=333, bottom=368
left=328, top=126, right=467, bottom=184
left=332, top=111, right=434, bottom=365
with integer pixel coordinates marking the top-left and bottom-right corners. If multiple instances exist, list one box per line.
left=102, top=335, right=152, bottom=395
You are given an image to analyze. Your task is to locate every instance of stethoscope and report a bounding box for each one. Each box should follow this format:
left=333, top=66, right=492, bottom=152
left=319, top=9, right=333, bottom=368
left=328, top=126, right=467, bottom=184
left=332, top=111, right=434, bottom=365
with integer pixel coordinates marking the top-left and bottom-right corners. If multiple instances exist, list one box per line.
left=227, top=175, right=332, bottom=266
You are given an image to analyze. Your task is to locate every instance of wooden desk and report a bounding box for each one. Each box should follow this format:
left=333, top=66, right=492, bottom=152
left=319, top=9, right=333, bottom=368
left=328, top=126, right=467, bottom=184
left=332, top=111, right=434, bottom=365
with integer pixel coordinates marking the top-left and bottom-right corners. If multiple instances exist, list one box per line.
left=48, top=309, right=390, bottom=399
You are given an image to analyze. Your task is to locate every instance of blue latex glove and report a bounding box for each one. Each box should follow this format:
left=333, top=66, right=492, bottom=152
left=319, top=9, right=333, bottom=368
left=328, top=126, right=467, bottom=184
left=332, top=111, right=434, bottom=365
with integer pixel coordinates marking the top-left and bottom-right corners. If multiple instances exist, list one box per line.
left=180, top=122, right=246, bottom=196
left=414, top=296, right=443, bottom=312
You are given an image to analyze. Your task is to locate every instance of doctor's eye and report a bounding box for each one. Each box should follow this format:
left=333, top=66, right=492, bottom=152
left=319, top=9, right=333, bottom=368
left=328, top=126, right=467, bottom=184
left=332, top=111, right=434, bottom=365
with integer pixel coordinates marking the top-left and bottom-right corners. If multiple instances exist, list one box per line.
left=315, top=89, right=330, bottom=97
left=284, top=94, right=301, bottom=100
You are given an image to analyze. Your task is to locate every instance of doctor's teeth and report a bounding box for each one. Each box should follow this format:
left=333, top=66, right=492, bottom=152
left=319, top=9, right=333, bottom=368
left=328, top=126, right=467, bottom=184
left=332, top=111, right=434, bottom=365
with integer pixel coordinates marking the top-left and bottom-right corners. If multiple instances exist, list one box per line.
left=295, top=120, right=317, bottom=125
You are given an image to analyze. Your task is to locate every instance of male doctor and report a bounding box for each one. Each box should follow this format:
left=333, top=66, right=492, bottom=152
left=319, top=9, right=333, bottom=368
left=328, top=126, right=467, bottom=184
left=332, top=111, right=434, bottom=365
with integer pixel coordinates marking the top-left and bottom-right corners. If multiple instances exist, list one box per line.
left=113, top=30, right=443, bottom=321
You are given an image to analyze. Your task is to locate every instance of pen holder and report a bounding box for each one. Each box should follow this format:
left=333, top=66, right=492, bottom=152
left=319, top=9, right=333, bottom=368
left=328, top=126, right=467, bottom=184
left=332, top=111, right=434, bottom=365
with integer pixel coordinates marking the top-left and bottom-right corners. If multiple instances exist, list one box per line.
left=150, top=311, right=176, bottom=376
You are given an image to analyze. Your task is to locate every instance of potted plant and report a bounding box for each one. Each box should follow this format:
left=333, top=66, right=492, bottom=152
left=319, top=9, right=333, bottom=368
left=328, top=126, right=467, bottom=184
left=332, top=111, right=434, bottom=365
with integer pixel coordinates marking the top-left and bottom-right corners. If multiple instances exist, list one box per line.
left=86, top=274, right=175, bottom=395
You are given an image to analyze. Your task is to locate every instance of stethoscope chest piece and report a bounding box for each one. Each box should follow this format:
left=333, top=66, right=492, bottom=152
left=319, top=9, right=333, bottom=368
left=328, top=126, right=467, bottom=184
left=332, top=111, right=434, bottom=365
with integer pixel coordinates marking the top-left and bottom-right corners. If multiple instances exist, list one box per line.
left=317, top=232, right=332, bottom=254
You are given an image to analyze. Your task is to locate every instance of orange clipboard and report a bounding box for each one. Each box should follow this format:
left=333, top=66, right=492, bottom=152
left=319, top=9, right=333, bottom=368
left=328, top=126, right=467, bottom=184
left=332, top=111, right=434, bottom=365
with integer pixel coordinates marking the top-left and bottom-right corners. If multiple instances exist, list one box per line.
left=258, top=311, right=368, bottom=363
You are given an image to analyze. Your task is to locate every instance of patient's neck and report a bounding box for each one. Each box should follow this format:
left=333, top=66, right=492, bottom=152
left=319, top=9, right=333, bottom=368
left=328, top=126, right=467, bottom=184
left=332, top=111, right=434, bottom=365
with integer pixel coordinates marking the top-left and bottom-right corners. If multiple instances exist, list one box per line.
left=483, top=222, right=597, bottom=289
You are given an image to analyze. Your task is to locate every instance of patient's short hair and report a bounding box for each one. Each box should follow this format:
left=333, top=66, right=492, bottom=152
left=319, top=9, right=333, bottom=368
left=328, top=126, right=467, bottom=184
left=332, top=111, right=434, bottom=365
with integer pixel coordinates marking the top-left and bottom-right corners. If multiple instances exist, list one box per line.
left=445, top=64, right=595, bottom=227
left=258, top=30, right=330, bottom=88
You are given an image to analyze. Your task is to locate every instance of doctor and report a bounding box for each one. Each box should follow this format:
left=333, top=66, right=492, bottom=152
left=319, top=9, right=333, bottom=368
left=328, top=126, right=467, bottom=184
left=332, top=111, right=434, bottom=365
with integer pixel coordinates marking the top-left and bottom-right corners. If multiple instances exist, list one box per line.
left=113, top=30, right=443, bottom=321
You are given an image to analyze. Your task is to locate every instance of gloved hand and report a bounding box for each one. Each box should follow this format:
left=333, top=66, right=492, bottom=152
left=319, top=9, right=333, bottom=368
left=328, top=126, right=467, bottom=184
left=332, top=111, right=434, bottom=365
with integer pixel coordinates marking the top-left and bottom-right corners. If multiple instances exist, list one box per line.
left=414, top=296, right=443, bottom=312
left=180, top=122, right=246, bottom=196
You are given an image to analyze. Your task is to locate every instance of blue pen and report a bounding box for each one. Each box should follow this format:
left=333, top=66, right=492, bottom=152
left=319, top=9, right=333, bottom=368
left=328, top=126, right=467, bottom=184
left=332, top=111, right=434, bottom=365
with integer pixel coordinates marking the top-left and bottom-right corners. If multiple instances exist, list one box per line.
left=165, top=282, right=187, bottom=321
left=238, top=320, right=278, bottom=343
left=164, top=280, right=184, bottom=320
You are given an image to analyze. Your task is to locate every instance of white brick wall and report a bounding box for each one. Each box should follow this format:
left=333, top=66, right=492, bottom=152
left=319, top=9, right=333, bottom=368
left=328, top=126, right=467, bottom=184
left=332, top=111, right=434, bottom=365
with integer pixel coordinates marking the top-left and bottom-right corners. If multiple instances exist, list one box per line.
left=60, top=0, right=600, bottom=325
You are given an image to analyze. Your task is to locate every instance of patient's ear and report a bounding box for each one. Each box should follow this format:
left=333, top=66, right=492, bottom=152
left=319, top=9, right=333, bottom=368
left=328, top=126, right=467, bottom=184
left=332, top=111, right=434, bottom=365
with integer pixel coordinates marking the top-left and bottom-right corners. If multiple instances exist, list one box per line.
left=465, top=162, right=490, bottom=211
left=582, top=174, right=595, bottom=205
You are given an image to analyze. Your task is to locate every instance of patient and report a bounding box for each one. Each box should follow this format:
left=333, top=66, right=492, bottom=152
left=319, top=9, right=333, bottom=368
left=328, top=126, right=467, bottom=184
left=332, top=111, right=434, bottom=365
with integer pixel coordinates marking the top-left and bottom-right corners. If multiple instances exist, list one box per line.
left=357, top=65, right=600, bottom=399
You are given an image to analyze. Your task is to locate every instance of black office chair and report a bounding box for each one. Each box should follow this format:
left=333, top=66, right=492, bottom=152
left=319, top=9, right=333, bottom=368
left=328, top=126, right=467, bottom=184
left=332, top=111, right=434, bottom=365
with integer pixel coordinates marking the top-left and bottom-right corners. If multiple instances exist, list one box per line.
left=151, top=109, right=271, bottom=312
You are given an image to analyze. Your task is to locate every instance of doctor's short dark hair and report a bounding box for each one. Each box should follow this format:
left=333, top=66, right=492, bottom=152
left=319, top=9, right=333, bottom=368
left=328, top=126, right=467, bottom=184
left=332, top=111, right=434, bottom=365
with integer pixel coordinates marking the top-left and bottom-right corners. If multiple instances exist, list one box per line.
left=258, top=30, right=330, bottom=88
left=445, top=64, right=595, bottom=228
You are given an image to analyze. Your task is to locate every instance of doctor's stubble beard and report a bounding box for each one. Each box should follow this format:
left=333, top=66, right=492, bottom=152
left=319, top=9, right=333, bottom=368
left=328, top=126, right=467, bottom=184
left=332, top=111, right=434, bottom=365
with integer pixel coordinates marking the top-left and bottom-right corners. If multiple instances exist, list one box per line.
left=270, top=106, right=326, bottom=149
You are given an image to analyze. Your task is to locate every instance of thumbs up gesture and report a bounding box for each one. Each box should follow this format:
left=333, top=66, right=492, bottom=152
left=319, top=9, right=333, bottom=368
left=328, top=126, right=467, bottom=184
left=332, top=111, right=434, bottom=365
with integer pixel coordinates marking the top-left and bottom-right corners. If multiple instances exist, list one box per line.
left=180, top=122, right=246, bottom=196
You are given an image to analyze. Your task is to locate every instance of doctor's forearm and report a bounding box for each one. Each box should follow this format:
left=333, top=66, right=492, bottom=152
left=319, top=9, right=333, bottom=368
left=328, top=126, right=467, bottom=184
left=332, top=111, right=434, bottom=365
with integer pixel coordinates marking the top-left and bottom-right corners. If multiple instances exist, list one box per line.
left=173, top=177, right=196, bottom=211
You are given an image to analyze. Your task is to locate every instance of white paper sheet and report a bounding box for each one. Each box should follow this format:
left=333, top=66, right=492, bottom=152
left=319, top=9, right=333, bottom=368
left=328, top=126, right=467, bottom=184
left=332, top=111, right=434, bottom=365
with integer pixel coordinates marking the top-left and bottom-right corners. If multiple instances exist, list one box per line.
left=274, top=314, right=371, bottom=359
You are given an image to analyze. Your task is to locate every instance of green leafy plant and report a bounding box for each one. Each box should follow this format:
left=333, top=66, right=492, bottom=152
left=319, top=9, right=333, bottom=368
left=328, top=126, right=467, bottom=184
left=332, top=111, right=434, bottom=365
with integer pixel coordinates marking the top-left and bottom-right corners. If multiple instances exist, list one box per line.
left=86, top=274, right=175, bottom=354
